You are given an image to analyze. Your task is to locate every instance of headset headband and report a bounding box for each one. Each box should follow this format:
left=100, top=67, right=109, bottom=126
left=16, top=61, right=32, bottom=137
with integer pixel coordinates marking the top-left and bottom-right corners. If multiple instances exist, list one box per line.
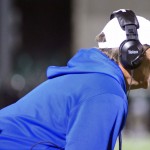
left=110, top=9, right=139, bottom=30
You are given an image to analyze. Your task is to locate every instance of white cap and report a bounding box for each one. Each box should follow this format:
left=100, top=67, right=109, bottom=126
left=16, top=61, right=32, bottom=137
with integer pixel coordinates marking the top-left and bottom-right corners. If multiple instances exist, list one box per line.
left=98, top=16, right=150, bottom=48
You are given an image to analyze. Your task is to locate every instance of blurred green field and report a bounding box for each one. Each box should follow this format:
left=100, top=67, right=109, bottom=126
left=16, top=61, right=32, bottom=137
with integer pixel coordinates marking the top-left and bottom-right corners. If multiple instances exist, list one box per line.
left=115, top=136, right=150, bottom=150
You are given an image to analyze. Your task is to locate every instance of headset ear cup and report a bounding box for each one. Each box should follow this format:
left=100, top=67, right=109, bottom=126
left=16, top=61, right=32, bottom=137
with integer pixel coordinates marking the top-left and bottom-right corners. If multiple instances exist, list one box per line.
left=119, top=40, right=143, bottom=69
left=111, top=9, right=144, bottom=70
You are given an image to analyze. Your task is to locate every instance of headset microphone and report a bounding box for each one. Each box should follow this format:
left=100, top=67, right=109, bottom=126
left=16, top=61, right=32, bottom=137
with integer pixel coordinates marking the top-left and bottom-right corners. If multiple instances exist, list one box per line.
left=131, top=44, right=150, bottom=66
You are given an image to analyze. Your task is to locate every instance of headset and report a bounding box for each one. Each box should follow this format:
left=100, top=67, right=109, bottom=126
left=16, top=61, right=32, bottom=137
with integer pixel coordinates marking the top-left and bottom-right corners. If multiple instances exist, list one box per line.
left=110, top=9, right=144, bottom=69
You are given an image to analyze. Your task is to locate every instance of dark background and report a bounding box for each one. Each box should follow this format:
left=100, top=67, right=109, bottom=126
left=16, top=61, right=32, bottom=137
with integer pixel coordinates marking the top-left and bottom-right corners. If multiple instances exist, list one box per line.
left=0, top=0, right=72, bottom=108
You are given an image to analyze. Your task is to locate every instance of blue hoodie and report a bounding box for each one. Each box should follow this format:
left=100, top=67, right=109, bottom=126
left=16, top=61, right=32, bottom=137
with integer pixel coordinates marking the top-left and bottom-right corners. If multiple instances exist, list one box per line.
left=0, top=48, right=128, bottom=150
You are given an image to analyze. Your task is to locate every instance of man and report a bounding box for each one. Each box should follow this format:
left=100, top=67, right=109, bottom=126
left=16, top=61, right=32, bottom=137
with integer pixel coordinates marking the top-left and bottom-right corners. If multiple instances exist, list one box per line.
left=0, top=9, right=150, bottom=150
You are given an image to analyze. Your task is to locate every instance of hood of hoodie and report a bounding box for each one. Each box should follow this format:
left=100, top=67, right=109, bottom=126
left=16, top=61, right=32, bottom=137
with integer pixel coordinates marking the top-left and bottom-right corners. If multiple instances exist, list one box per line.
left=47, top=48, right=126, bottom=91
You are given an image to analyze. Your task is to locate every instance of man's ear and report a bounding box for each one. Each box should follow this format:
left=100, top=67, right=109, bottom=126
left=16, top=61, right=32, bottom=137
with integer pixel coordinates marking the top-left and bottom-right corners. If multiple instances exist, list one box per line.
left=95, top=32, right=106, bottom=42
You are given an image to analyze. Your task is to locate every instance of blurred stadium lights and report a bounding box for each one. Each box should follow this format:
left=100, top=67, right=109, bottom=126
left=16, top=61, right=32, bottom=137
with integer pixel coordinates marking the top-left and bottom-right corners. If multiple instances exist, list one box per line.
left=0, top=0, right=71, bottom=108
left=0, top=0, right=21, bottom=90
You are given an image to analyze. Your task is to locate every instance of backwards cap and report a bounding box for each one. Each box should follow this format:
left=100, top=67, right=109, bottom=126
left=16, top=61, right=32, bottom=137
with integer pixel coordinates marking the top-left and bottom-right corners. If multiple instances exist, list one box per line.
left=98, top=11, right=150, bottom=48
